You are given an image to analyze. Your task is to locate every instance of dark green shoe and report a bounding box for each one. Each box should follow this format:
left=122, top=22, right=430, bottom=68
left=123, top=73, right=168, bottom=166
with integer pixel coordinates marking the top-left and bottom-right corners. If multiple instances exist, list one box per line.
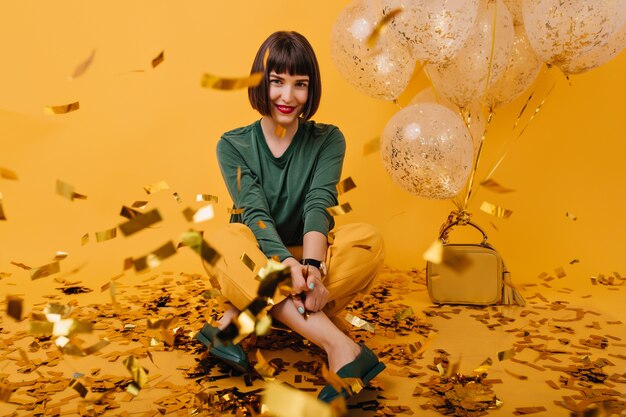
left=317, top=344, right=386, bottom=403
left=196, top=323, right=250, bottom=372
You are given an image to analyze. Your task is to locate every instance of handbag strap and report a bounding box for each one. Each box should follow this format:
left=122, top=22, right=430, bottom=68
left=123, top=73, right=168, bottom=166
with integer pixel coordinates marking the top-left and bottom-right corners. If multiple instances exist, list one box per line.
left=439, top=219, right=489, bottom=246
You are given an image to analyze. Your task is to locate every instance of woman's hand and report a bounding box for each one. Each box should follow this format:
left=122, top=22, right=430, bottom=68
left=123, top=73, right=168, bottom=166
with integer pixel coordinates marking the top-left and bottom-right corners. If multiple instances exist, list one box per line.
left=282, top=257, right=308, bottom=315
left=301, top=265, right=329, bottom=312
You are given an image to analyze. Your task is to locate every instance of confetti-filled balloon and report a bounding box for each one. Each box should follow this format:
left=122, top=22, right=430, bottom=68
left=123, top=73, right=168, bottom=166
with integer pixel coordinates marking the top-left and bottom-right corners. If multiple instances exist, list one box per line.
left=501, top=0, right=523, bottom=26
left=409, top=87, right=486, bottom=153
left=485, top=25, right=542, bottom=108
left=330, top=0, right=414, bottom=100
left=560, top=21, right=626, bottom=75
left=386, top=0, right=480, bottom=65
left=426, top=0, right=514, bottom=108
left=522, top=0, right=626, bottom=73
left=380, top=103, right=474, bottom=200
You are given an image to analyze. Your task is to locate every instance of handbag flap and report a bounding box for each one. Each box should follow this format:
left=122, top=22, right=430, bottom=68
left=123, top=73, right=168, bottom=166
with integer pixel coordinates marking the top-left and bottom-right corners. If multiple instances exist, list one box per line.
left=427, top=244, right=503, bottom=305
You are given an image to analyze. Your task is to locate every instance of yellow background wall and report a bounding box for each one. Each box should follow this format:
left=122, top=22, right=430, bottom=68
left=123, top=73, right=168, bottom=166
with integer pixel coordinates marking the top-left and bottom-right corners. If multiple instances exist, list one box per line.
left=1, top=0, right=625, bottom=289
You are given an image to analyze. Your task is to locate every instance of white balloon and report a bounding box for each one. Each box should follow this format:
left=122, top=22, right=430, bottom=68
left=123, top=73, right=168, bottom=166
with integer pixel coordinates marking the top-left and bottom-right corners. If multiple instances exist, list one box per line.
left=380, top=103, right=474, bottom=200
left=330, top=0, right=414, bottom=100
left=427, top=0, right=515, bottom=108
left=522, top=0, right=626, bottom=71
left=561, top=21, right=626, bottom=75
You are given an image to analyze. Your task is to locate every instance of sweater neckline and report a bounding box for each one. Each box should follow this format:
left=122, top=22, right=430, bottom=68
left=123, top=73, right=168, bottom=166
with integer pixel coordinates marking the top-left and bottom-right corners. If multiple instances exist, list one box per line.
left=255, top=119, right=304, bottom=163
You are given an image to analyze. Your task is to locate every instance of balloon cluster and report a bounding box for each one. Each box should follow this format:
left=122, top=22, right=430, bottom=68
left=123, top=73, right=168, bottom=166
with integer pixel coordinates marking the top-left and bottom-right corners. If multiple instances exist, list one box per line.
left=331, top=0, right=626, bottom=200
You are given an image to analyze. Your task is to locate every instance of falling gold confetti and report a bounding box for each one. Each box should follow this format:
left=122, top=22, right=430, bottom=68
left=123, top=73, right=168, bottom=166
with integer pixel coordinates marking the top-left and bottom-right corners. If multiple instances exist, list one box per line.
left=70, top=379, right=89, bottom=398
left=151, top=50, right=164, bottom=68
left=0, top=193, right=6, bottom=221
left=569, top=259, right=580, bottom=265
left=565, top=212, right=578, bottom=221
left=44, top=101, right=80, bottom=115
left=119, top=205, right=141, bottom=220
left=366, top=8, right=402, bottom=48
left=497, top=348, right=515, bottom=361
left=119, top=209, right=162, bottom=236
left=228, top=207, right=245, bottom=215
left=0, top=167, right=18, bottom=180
left=326, top=203, right=352, bottom=216
left=196, top=194, right=218, bottom=203
left=473, top=357, right=493, bottom=374
left=31, top=261, right=60, bottom=280
left=132, top=200, right=148, bottom=208
left=123, top=356, right=149, bottom=396
left=95, top=227, right=117, bottom=242
left=274, top=124, right=287, bottom=138
left=53, top=251, right=69, bottom=261
left=257, top=220, right=267, bottom=229
left=480, top=201, right=513, bottom=219
left=133, top=241, right=177, bottom=272
left=193, top=204, right=215, bottom=223
left=80, top=233, right=89, bottom=246
left=11, top=261, right=31, bottom=270
left=7, top=295, right=23, bottom=321
left=363, top=137, right=380, bottom=155
left=336, top=177, right=357, bottom=196
left=480, top=179, right=515, bottom=193
left=555, top=267, right=566, bottom=278
left=423, top=239, right=443, bottom=264
left=56, top=179, right=87, bottom=201
left=240, top=253, right=256, bottom=272
left=182, top=207, right=196, bottom=222
left=69, top=49, right=96, bottom=80
left=254, top=349, right=277, bottom=381
left=236, top=166, right=242, bottom=193
left=143, top=180, right=170, bottom=194
left=344, top=313, right=375, bottom=333
left=262, top=47, right=270, bottom=69
left=180, top=230, right=221, bottom=266
left=173, top=192, right=182, bottom=203
left=0, top=384, right=12, bottom=402
left=200, top=72, right=263, bottom=90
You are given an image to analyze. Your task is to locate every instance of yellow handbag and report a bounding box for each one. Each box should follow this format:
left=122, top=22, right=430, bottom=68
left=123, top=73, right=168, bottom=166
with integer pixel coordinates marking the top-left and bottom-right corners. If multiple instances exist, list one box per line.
left=426, top=217, right=525, bottom=306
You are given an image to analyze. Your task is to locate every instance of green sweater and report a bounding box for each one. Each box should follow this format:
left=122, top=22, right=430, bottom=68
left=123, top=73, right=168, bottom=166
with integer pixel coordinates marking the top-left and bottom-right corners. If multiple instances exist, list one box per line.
left=217, top=119, right=346, bottom=261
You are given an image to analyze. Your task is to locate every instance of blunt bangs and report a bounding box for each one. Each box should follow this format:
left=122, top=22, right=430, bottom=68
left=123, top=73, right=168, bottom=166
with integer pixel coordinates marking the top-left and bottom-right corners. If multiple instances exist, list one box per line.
left=248, top=31, right=321, bottom=121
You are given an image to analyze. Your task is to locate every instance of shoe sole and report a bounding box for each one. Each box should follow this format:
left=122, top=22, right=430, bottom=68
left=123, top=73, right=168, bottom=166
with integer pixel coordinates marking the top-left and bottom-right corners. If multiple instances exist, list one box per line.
left=361, top=361, right=386, bottom=386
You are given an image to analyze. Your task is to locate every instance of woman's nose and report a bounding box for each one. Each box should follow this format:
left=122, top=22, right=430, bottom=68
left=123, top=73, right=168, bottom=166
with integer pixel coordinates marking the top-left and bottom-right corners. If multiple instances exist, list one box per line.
left=281, top=85, right=294, bottom=102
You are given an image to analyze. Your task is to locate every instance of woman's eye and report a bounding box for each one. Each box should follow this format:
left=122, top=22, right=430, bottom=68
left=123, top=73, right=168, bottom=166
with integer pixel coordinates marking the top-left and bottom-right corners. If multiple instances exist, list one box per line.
left=270, top=79, right=282, bottom=84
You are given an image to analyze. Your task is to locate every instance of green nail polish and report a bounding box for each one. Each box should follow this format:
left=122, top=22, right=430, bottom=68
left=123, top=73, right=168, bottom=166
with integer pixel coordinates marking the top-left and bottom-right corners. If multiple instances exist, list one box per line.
left=308, top=282, right=315, bottom=290
left=298, top=306, right=305, bottom=314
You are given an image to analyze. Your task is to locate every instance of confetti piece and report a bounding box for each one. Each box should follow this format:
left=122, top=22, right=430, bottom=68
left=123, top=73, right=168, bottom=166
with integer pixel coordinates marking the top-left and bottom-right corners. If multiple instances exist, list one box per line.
left=474, top=357, right=493, bottom=374
left=344, top=313, right=375, bottom=332
left=119, top=205, right=142, bottom=220
left=31, top=261, right=60, bottom=280
left=275, top=124, right=287, bottom=138
left=0, top=167, right=18, bottom=180
left=366, top=8, right=402, bottom=48
left=180, top=230, right=221, bottom=266
left=7, top=295, right=23, bottom=321
left=555, top=267, right=566, bottom=278
left=151, top=50, right=164, bottom=68
left=143, top=180, right=170, bottom=194
left=513, top=406, right=547, bottom=414
left=565, top=212, right=578, bottom=221
left=0, top=193, right=6, bottom=220
left=173, top=192, right=182, bottom=203
left=480, top=179, right=515, bottom=193
left=123, top=356, right=149, bottom=396
left=81, top=233, right=89, bottom=246
left=69, top=49, right=96, bottom=80
left=254, top=349, right=277, bottom=381
left=326, top=203, right=352, bottom=216
left=193, top=204, right=214, bottom=223
left=95, top=227, right=117, bottom=242
left=119, top=209, right=162, bottom=236
left=196, top=194, right=218, bottom=203
left=497, top=348, right=515, bottom=361
left=133, top=241, right=177, bottom=272
left=132, top=200, right=148, bottom=208
left=200, top=72, right=263, bottom=90
left=336, top=177, right=357, bottom=196
left=237, top=166, right=242, bottom=192
left=262, top=381, right=341, bottom=417
left=480, top=201, right=513, bottom=219
left=240, top=253, right=256, bottom=272
left=56, top=179, right=87, bottom=201
left=53, top=251, right=68, bottom=261
left=423, top=240, right=443, bottom=263
left=257, top=220, right=267, bottom=229
left=10, top=261, right=31, bottom=270
left=44, top=101, right=80, bottom=115
left=0, top=384, right=12, bottom=402
left=228, top=207, right=245, bottom=215
left=70, top=379, right=89, bottom=398
left=505, top=368, right=528, bottom=380
left=363, top=137, right=380, bottom=155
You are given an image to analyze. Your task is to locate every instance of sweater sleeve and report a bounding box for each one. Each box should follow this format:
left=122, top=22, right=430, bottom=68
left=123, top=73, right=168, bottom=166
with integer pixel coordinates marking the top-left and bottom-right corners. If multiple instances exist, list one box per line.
left=302, top=127, right=346, bottom=236
left=216, top=138, right=293, bottom=261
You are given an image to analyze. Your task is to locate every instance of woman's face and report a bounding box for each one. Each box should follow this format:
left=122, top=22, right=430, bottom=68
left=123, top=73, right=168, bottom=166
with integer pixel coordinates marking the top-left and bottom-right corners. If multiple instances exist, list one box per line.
left=268, top=71, right=309, bottom=129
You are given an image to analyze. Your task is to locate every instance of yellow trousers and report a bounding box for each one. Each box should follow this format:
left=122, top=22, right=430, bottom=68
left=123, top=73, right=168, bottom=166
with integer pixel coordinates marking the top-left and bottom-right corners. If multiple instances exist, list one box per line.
left=206, top=223, right=385, bottom=318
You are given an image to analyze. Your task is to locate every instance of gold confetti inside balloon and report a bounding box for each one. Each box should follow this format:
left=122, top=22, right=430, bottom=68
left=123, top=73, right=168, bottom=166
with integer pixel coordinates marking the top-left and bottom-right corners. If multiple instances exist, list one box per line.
left=385, top=0, right=480, bottom=65
left=484, top=25, right=542, bottom=109
left=330, top=0, right=414, bottom=100
left=426, top=0, right=515, bottom=108
left=380, top=103, right=473, bottom=200
left=560, top=21, right=626, bottom=75
left=409, top=87, right=486, bottom=153
left=522, top=0, right=626, bottom=74
left=501, top=0, right=523, bottom=26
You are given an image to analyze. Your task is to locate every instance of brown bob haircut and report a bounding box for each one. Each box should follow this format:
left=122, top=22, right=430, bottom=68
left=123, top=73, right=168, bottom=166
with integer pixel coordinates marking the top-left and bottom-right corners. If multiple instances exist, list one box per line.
left=248, top=31, right=321, bottom=121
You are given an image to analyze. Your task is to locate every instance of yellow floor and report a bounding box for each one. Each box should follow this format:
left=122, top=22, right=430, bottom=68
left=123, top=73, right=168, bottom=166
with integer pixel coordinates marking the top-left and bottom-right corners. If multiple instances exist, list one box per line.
left=0, top=265, right=624, bottom=416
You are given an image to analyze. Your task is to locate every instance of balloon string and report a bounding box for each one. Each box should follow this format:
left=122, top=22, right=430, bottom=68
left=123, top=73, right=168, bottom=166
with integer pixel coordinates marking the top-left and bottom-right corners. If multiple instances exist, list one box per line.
left=462, top=110, right=494, bottom=210
left=475, top=78, right=557, bottom=203
left=480, top=0, right=499, bottom=107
